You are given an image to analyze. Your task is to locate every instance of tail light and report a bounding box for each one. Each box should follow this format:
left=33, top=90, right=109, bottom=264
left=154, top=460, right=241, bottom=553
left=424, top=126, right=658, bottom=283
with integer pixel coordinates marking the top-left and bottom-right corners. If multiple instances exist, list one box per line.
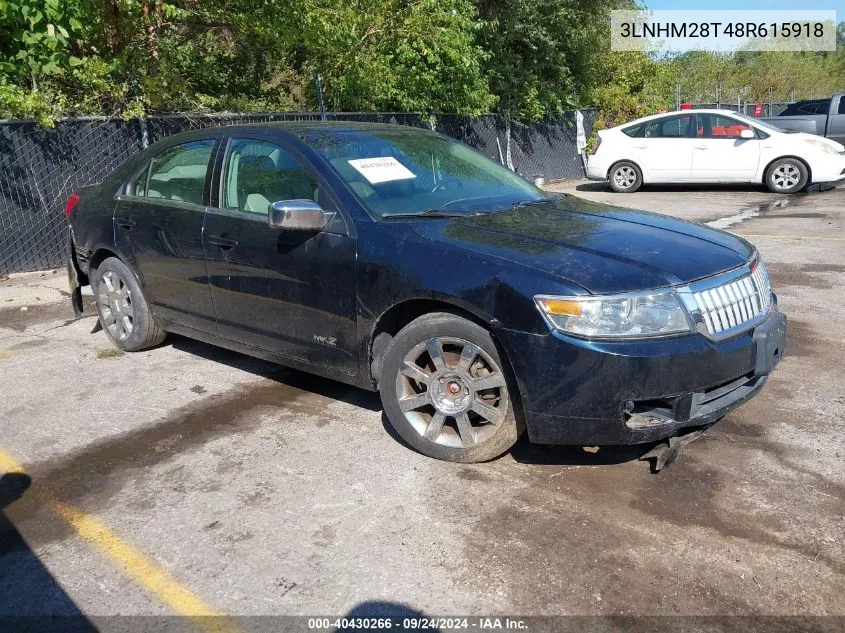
left=591, top=135, right=601, bottom=155
left=64, top=193, right=80, bottom=220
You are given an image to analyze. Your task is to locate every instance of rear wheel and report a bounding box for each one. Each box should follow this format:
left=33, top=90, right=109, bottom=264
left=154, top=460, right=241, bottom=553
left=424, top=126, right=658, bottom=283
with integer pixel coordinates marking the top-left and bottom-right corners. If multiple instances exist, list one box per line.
left=765, top=158, right=808, bottom=194
left=379, top=313, right=523, bottom=462
left=608, top=161, right=643, bottom=193
left=92, top=257, right=166, bottom=351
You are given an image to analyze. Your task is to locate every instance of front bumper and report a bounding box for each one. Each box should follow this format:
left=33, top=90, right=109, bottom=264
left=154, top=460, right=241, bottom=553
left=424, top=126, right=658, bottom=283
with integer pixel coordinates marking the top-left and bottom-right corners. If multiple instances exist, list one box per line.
left=495, top=309, right=786, bottom=445
left=809, top=153, right=845, bottom=183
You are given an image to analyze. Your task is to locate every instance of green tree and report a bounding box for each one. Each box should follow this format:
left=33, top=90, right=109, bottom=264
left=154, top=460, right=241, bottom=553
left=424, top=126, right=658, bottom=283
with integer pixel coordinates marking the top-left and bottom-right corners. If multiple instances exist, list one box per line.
left=294, top=0, right=495, bottom=114
left=476, top=0, right=636, bottom=119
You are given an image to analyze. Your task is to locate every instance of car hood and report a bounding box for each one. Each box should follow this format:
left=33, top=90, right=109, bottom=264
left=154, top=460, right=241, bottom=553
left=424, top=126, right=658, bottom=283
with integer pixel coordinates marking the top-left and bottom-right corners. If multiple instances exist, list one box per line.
left=411, top=197, right=755, bottom=294
left=791, top=132, right=845, bottom=151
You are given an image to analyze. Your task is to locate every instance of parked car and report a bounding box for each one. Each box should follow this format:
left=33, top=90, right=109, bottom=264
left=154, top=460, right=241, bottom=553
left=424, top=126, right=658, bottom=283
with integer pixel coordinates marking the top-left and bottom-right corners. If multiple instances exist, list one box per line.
left=761, top=94, right=845, bottom=144
left=587, top=108, right=845, bottom=194
left=67, top=122, right=786, bottom=463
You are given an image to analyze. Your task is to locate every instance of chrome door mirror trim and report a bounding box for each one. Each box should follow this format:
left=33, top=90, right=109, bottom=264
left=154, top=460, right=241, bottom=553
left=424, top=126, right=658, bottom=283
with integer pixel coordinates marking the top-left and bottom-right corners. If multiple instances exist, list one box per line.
left=268, top=200, right=330, bottom=231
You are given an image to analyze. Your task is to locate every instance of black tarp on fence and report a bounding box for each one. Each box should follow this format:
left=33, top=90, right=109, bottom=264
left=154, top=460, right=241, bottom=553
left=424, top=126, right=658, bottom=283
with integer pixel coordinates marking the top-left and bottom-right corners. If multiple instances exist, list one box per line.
left=0, top=111, right=594, bottom=274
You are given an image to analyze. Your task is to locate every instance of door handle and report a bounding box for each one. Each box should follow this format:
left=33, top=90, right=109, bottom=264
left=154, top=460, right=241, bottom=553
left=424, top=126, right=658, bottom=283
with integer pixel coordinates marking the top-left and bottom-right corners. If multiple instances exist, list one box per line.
left=206, top=235, right=238, bottom=250
left=115, top=217, right=136, bottom=229
left=694, top=146, right=709, bottom=150
left=635, top=145, right=648, bottom=149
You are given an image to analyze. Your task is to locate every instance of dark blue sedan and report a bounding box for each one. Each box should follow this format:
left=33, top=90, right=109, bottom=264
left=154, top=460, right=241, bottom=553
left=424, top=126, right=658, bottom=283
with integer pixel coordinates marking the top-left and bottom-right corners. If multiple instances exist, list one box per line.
left=66, top=122, right=786, bottom=462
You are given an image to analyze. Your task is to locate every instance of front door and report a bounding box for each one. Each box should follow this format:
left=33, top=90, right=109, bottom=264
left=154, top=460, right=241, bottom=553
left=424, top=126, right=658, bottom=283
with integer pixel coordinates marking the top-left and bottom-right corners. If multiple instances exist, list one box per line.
left=691, top=113, right=761, bottom=181
left=203, top=136, right=358, bottom=375
left=113, top=138, right=217, bottom=333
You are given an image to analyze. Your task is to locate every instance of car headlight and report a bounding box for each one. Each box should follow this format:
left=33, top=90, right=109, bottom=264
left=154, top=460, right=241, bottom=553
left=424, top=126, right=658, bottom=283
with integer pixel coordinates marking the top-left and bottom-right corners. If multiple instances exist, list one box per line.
left=804, top=139, right=841, bottom=155
left=534, top=292, right=692, bottom=338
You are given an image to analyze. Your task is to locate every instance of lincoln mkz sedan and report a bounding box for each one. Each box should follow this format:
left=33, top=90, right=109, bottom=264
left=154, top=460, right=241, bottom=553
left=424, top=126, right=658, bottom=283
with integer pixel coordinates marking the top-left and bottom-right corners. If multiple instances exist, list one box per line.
left=66, top=122, right=787, bottom=462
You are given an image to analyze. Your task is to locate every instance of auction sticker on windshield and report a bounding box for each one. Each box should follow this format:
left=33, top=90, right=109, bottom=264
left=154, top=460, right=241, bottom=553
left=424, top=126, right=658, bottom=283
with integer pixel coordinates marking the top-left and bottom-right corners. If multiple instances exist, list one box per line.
left=348, top=157, right=416, bottom=184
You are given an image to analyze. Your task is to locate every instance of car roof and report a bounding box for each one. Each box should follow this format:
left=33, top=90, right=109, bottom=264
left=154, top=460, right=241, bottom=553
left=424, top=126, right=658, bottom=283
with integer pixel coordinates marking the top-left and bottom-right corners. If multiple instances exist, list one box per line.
left=611, top=109, right=749, bottom=130
left=151, top=120, right=429, bottom=146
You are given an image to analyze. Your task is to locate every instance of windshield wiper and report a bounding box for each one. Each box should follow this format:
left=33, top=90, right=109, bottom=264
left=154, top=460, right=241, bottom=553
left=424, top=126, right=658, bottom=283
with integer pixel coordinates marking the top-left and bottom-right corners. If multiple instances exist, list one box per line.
left=381, top=209, right=471, bottom=220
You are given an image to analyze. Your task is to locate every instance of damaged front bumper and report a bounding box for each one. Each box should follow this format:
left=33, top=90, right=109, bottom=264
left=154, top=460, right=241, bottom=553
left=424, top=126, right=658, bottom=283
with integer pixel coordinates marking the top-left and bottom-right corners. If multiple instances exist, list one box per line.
left=495, top=308, right=787, bottom=445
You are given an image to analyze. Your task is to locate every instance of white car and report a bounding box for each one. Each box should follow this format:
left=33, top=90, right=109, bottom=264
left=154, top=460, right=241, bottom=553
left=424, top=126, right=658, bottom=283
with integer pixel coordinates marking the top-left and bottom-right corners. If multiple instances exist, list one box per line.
left=586, top=109, right=845, bottom=194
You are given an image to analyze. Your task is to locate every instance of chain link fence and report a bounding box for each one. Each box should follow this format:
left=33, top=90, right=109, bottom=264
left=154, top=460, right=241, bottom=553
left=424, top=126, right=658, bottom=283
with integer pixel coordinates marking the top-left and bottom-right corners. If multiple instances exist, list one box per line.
left=0, top=110, right=595, bottom=275
left=687, top=102, right=791, bottom=117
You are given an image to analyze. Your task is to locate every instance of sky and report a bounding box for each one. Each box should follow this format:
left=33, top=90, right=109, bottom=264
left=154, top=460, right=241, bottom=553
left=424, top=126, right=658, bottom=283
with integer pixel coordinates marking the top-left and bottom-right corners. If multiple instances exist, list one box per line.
left=646, top=1, right=842, bottom=10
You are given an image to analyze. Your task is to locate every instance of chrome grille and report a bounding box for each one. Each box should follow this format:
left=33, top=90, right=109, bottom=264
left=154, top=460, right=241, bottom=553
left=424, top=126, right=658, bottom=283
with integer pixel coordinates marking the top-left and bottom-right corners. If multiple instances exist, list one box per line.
left=693, top=261, right=771, bottom=335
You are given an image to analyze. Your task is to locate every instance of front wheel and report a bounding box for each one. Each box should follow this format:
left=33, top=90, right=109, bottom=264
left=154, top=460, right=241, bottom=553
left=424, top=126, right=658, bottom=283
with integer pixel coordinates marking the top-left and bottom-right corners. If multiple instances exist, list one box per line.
left=765, top=158, right=808, bottom=194
left=379, top=313, right=523, bottom=463
left=608, top=161, right=643, bottom=193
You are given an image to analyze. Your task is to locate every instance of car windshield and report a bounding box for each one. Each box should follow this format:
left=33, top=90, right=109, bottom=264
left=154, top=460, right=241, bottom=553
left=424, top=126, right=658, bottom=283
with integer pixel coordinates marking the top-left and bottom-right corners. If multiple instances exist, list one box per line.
left=304, top=129, right=548, bottom=218
left=733, top=112, right=788, bottom=134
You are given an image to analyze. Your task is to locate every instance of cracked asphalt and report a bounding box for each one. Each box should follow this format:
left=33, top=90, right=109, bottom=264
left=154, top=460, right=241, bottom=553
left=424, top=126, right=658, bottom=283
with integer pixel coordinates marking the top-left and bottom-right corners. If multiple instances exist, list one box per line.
left=1, top=181, right=843, bottom=623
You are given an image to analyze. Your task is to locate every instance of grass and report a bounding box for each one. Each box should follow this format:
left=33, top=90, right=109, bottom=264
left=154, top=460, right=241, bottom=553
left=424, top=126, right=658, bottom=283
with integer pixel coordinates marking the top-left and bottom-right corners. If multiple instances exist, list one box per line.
left=95, top=348, right=124, bottom=359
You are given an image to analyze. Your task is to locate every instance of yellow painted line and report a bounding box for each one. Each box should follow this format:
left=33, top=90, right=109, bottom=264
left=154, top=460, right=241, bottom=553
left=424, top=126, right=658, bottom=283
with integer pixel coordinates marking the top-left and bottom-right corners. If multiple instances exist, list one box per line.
left=733, top=233, right=845, bottom=242
left=0, top=448, right=237, bottom=633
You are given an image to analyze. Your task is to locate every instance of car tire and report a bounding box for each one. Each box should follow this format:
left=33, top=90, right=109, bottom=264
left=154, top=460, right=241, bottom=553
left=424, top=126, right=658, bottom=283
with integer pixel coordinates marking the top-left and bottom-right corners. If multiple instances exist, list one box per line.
left=764, top=158, right=808, bottom=194
left=379, top=313, right=524, bottom=463
left=92, top=257, right=166, bottom=352
left=608, top=161, right=643, bottom=193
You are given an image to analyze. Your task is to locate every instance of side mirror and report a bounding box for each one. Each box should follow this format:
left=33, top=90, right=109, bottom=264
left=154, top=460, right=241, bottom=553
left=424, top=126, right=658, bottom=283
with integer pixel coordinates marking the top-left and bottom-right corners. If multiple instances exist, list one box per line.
left=740, top=129, right=755, bottom=140
left=268, top=200, right=329, bottom=231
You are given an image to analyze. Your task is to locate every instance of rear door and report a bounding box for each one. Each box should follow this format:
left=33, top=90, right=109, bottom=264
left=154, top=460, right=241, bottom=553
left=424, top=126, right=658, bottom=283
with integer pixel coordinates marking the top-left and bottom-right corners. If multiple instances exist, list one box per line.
left=690, top=113, right=760, bottom=182
left=203, top=133, right=358, bottom=374
left=113, top=138, right=218, bottom=334
left=630, top=113, right=695, bottom=181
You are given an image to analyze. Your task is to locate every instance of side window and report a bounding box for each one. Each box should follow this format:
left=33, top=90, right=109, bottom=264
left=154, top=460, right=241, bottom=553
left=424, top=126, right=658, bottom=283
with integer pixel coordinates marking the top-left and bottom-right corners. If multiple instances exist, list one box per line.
left=838, top=99, right=845, bottom=115
left=142, top=140, right=215, bottom=205
left=643, top=115, right=692, bottom=138
left=621, top=124, right=642, bottom=138
left=222, top=139, right=320, bottom=215
left=798, top=101, right=828, bottom=115
left=130, top=162, right=149, bottom=197
left=697, top=114, right=753, bottom=139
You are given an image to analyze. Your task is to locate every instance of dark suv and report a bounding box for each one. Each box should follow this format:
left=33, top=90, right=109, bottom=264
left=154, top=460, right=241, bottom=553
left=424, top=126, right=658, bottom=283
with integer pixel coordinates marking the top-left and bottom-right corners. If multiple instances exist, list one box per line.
left=67, top=122, right=786, bottom=462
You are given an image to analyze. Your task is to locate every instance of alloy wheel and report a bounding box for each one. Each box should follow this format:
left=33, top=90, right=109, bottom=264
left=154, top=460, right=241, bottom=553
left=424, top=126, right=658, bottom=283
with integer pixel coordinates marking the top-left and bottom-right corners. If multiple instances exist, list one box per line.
left=771, top=163, right=800, bottom=190
left=394, top=337, right=509, bottom=448
left=97, top=270, right=134, bottom=341
left=613, top=166, right=637, bottom=190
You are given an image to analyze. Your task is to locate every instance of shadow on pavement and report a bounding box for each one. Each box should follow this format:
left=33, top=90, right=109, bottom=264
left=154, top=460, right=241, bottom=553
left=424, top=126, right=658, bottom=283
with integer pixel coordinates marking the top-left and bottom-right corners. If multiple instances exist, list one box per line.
left=574, top=181, right=773, bottom=194
left=0, top=472, right=96, bottom=632
left=509, top=435, right=657, bottom=467
left=167, top=334, right=382, bottom=412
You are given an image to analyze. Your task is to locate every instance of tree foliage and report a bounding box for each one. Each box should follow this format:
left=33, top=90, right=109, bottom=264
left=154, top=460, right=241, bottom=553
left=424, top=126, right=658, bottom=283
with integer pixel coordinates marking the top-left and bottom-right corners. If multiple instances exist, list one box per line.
left=1, top=0, right=844, bottom=126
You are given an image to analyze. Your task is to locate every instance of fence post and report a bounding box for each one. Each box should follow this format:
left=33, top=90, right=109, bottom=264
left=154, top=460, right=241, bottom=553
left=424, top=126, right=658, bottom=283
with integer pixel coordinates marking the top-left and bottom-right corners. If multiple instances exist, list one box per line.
left=138, top=116, right=149, bottom=148
left=315, top=74, right=327, bottom=121
left=505, top=119, right=514, bottom=172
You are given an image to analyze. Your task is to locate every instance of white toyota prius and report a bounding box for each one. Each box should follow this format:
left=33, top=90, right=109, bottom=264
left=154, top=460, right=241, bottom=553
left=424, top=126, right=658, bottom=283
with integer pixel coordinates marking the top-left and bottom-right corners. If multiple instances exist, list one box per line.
left=586, top=109, right=845, bottom=194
